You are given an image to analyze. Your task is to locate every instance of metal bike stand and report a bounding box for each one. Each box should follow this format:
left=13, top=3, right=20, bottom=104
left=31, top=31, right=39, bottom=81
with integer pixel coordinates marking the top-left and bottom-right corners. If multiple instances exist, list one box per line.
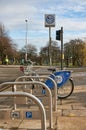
left=15, top=75, right=57, bottom=111
left=0, top=81, right=55, bottom=129
left=0, top=91, right=46, bottom=130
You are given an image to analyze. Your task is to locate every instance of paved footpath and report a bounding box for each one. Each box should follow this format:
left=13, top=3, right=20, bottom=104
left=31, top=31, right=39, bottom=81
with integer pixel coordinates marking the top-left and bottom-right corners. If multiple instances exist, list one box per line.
left=0, top=65, right=86, bottom=129
left=0, top=85, right=86, bottom=130
left=57, top=85, right=86, bottom=130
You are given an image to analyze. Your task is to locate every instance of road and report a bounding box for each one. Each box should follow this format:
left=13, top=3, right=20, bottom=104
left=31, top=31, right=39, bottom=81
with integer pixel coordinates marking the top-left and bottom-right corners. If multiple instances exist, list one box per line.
left=0, top=65, right=23, bottom=83
left=0, top=65, right=86, bottom=86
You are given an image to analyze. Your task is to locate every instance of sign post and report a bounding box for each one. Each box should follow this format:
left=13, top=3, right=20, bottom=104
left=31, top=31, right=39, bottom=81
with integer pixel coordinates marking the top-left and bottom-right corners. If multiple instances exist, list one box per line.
left=25, top=19, right=28, bottom=61
left=61, top=27, right=64, bottom=70
left=45, top=14, right=55, bottom=66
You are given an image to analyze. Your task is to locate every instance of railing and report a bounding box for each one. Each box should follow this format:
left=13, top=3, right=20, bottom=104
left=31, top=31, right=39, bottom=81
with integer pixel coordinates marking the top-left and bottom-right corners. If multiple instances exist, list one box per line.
left=15, top=75, right=57, bottom=111
left=0, top=91, right=46, bottom=130
left=0, top=81, right=53, bottom=129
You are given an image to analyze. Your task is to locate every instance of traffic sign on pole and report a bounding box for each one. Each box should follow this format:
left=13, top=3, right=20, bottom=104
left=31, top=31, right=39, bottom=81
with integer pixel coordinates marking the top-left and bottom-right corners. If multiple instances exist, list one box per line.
left=45, top=14, right=55, bottom=27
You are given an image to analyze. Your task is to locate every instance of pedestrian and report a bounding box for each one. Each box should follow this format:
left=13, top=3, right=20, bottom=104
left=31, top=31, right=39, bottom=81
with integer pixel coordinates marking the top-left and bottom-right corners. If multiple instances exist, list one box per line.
left=5, top=56, right=9, bottom=65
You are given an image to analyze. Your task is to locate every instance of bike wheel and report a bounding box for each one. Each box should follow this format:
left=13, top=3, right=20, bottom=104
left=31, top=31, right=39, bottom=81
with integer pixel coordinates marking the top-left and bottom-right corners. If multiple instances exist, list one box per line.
left=58, top=78, right=74, bottom=99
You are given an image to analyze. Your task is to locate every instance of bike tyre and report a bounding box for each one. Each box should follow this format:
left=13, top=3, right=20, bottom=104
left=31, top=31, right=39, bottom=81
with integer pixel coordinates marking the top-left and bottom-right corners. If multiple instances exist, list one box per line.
left=58, top=78, right=74, bottom=99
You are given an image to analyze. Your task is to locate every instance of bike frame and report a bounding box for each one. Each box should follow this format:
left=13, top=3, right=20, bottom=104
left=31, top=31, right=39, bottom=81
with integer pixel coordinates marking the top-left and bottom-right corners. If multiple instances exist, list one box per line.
left=45, top=70, right=71, bottom=89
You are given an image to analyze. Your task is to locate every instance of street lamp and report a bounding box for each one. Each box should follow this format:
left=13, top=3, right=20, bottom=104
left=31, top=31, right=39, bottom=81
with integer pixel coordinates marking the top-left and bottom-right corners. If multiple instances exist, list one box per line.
left=25, top=19, right=28, bottom=61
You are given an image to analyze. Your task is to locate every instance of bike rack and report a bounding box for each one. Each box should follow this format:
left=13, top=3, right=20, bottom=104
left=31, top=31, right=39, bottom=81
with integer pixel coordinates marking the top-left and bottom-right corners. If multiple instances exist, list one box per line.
left=0, top=91, right=46, bottom=130
left=0, top=81, right=57, bottom=129
left=15, top=75, right=57, bottom=111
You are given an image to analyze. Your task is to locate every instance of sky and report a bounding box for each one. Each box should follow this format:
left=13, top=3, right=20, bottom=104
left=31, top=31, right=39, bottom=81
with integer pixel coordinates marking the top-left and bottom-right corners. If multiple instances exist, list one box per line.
left=0, top=0, right=86, bottom=52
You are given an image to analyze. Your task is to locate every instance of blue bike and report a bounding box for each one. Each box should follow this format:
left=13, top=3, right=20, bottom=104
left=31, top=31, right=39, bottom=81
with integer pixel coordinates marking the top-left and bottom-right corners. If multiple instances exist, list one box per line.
left=45, top=68, right=74, bottom=99
left=20, top=61, right=74, bottom=99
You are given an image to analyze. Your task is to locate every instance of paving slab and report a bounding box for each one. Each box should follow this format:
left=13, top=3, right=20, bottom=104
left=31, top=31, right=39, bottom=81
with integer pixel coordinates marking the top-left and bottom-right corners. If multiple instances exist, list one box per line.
left=58, top=117, right=86, bottom=130
left=57, top=85, right=86, bottom=130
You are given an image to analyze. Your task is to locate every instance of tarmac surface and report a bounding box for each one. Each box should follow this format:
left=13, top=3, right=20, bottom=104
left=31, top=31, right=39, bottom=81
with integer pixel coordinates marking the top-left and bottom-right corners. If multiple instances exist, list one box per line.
left=0, top=65, right=86, bottom=130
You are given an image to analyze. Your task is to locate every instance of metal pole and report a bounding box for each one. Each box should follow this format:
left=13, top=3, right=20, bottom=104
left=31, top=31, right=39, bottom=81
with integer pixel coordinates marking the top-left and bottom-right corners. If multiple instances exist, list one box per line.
left=61, top=27, right=63, bottom=70
left=49, top=27, right=52, bottom=66
left=25, top=19, right=28, bottom=61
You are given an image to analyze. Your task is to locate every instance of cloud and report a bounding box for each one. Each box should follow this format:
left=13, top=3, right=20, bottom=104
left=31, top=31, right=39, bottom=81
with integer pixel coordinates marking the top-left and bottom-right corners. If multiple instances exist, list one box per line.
left=0, top=0, right=86, bottom=51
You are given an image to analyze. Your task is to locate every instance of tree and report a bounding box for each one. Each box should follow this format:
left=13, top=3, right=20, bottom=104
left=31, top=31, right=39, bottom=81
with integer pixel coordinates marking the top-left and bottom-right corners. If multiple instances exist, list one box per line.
left=0, top=23, right=17, bottom=64
left=39, top=40, right=60, bottom=65
left=64, top=39, right=85, bottom=67
left=40, top=46, right=49, bottom=65
left=19, top=43, right=38, bottom=64
left=82, top=42, right=86, bottom=66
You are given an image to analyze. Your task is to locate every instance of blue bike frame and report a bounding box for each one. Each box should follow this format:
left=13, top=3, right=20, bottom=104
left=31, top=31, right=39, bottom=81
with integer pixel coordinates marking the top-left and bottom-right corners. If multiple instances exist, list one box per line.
left=45, top=71, right=71, bottom=89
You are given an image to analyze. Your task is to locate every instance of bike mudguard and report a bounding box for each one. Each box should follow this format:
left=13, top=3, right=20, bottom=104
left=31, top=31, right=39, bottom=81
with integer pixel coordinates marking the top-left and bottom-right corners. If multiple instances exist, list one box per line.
left=45, top=71, right=71, bottom=89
